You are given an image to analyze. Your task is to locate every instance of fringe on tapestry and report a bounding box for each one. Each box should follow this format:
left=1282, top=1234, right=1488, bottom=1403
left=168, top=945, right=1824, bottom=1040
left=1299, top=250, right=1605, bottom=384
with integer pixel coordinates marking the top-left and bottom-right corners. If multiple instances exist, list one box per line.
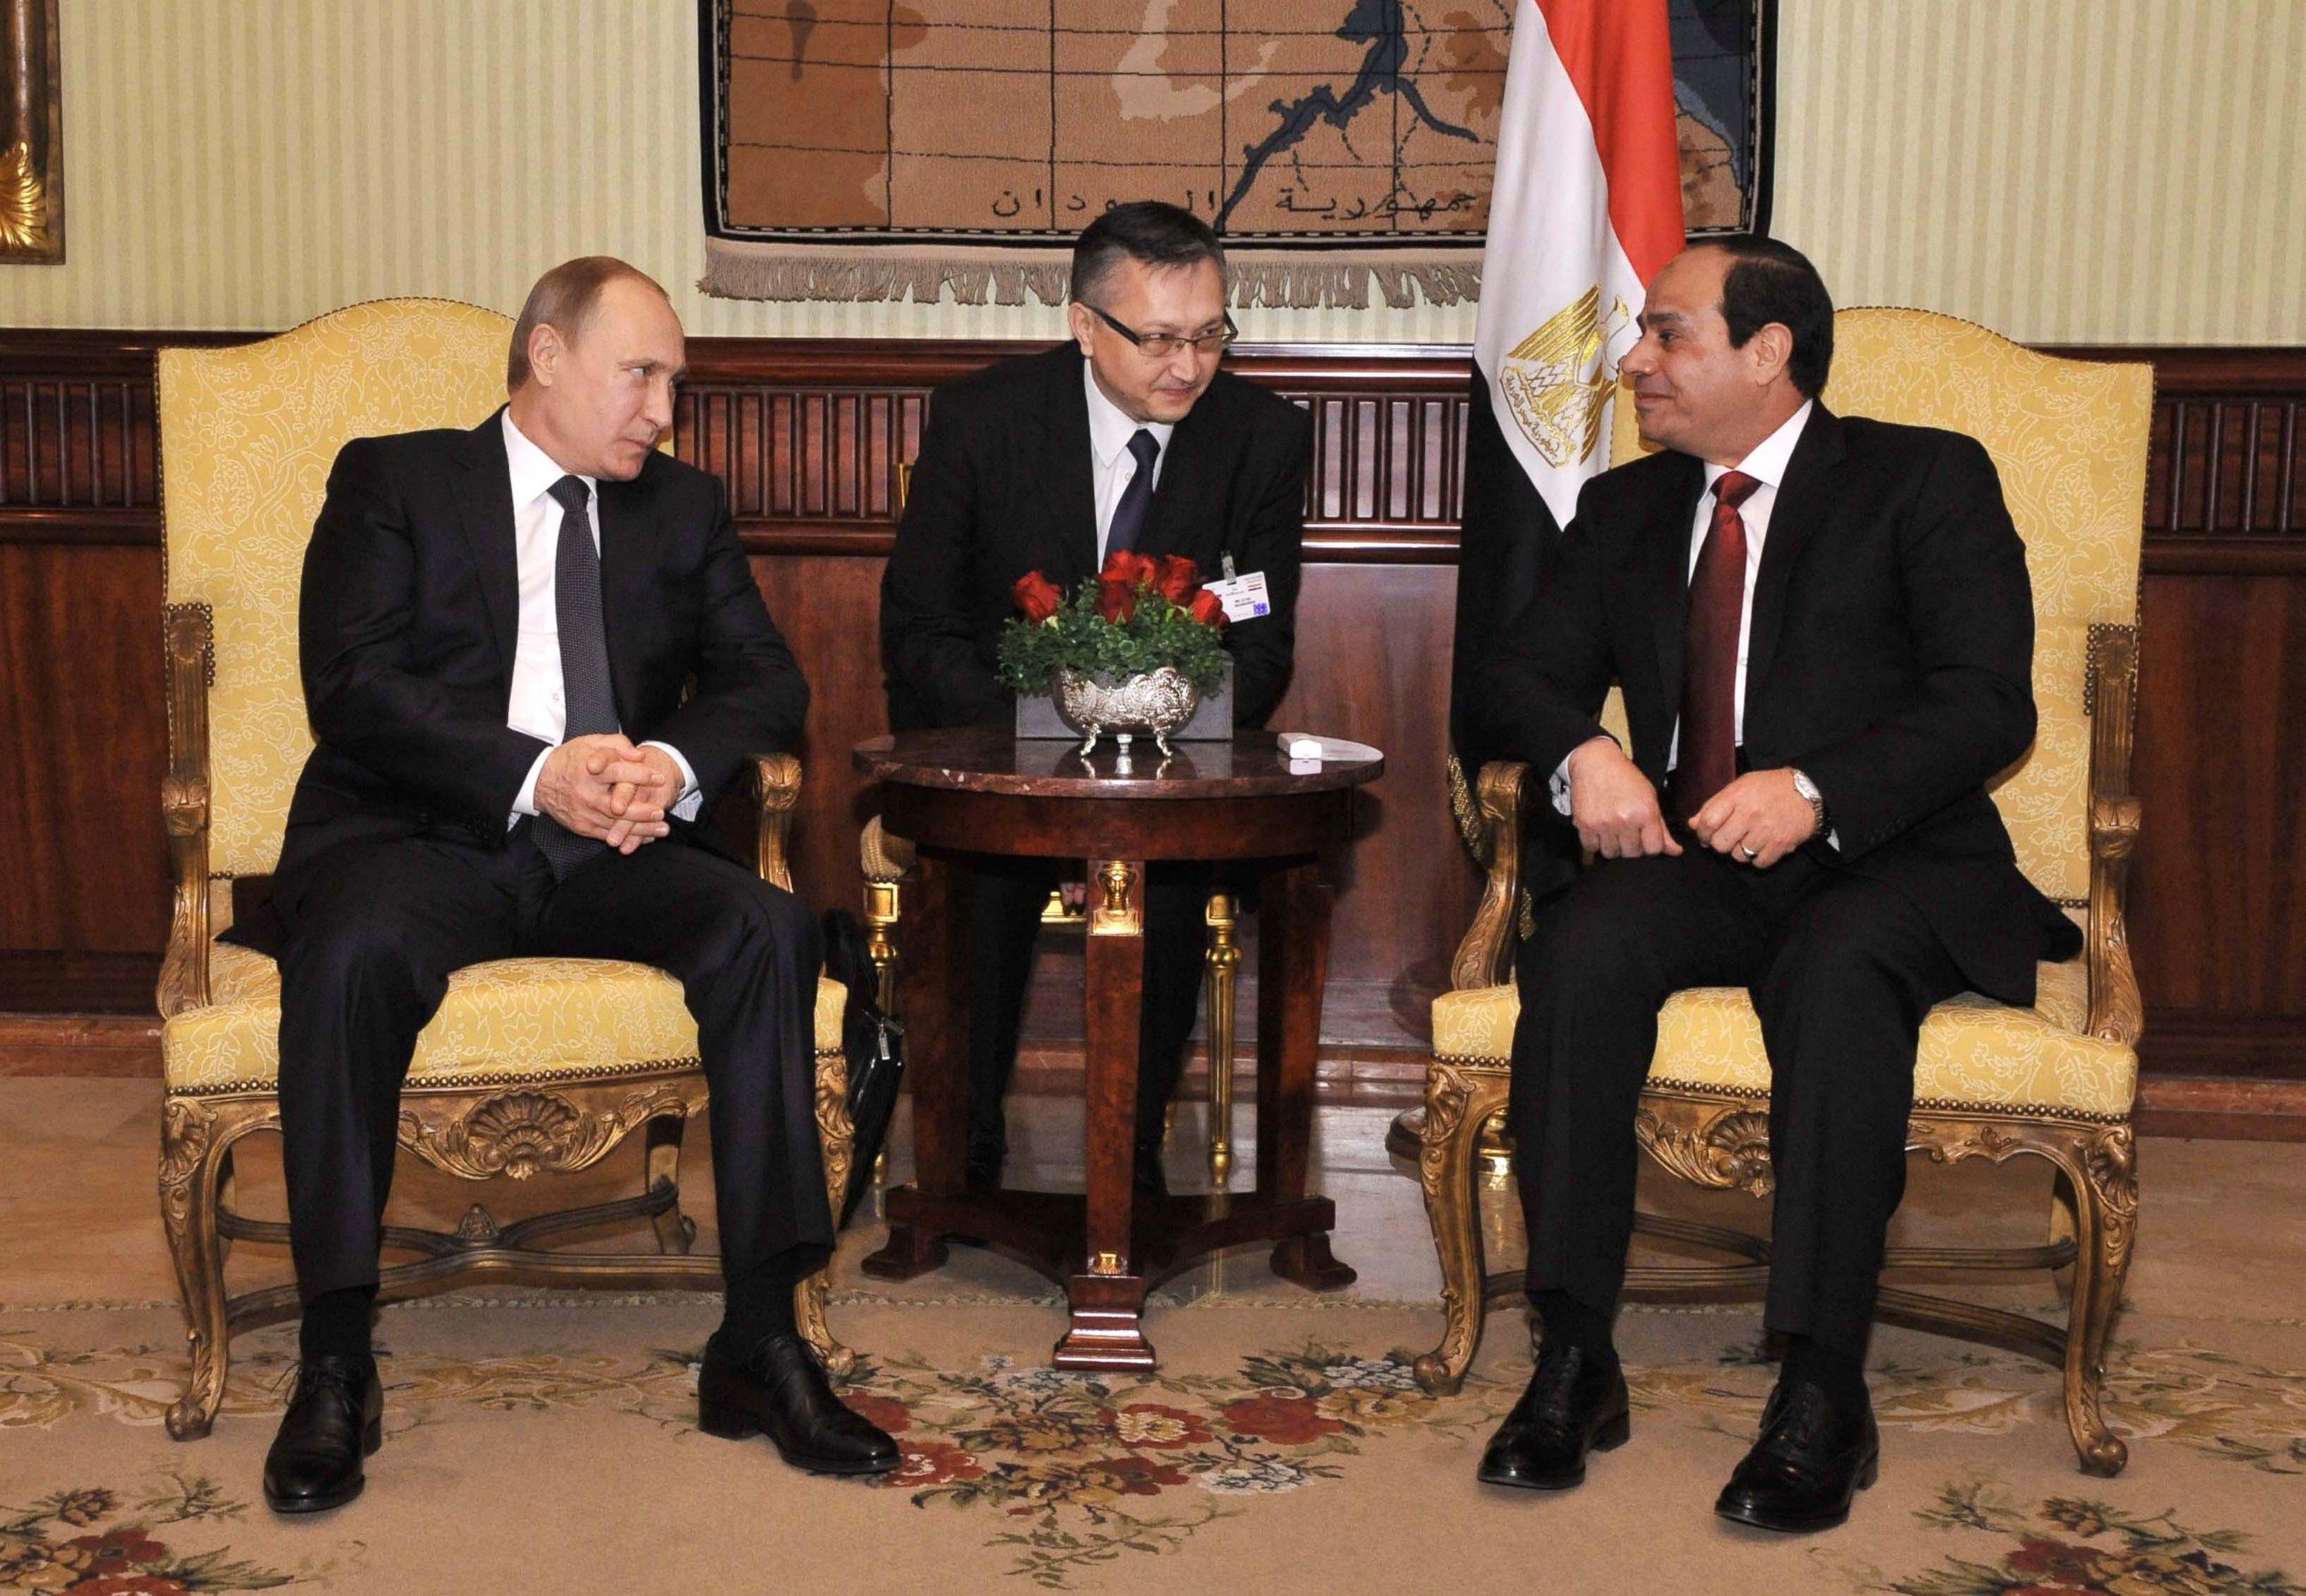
left=701, top=239, right=1484, bottom=310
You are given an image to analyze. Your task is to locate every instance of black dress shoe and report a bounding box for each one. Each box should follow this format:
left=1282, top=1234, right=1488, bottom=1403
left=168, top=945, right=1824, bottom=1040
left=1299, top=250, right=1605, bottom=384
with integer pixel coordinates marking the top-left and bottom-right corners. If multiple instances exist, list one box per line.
left=1477, top=1342, right=1631, bottom=1490
left=262, top=1355, right=383, bottom=1515
left=697, top=1331, right=899, bottom=1477
left=1713, top=1377, right=1880, bottom=1533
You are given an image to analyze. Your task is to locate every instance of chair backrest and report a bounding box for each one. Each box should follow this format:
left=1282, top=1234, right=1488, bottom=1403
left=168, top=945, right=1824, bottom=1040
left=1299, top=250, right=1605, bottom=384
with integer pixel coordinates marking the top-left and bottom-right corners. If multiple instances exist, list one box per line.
left=157, top=299, right=513, bottom=878
left=1606, top=308, right=2152, bottom=906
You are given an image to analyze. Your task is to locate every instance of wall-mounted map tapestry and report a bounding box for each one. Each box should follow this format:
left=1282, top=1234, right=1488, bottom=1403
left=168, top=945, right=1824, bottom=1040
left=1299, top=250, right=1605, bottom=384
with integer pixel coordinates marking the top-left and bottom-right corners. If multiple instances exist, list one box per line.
left=698, top=0, right=1772, bottom=309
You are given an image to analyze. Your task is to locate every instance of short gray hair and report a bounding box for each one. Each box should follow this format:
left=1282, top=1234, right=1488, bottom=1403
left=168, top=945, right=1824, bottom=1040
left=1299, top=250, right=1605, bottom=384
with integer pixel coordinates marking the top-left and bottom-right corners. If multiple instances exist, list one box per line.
left=507, top=256, right=667, bottom=390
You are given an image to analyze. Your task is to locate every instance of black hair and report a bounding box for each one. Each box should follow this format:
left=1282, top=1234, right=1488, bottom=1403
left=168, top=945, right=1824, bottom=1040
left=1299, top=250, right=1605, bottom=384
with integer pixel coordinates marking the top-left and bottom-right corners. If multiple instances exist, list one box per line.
left=1709, top=237, right=1834, bottom=398
left=1068, top=201, right=1227, bottom=305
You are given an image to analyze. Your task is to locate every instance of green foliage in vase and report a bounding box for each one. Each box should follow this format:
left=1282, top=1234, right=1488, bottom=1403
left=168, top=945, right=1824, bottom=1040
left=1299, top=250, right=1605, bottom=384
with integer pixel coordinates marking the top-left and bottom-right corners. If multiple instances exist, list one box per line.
left=997, top=554, right=1230, bottom=697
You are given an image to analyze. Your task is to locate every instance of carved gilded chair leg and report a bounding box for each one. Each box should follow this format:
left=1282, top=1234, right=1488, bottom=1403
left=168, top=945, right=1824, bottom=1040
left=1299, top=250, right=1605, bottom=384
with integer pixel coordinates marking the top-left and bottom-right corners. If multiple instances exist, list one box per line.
left=2047, top=1166, right=2081, bottom=1305
left=643, top=1113, right=697, bottom=1256
left=215, top=1145, right=238, bottom=1267
left=802, top=1047, right=857, bottom=1379
left=1204, top=891, right=1240, bottom=1185
left=159, top=1096, right=267, bottom=1441
left=794, top=1270, right=854, bottom=1379
left=1413, top=1066, right=1511, bottom=1396
left=2060, top=1124, right=2138, bottom=1477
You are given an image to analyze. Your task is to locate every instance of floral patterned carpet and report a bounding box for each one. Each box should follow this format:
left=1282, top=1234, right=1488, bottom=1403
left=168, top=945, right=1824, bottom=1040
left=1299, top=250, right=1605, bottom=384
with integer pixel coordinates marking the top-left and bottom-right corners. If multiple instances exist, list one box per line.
left=3, top=1294, right=2302, bottom=1595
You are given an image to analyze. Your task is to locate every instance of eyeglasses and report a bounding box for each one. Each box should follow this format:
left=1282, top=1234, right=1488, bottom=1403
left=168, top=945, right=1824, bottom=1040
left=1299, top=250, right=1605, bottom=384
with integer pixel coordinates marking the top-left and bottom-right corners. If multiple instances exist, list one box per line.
left=1082, top=303, right=1238, bottom=359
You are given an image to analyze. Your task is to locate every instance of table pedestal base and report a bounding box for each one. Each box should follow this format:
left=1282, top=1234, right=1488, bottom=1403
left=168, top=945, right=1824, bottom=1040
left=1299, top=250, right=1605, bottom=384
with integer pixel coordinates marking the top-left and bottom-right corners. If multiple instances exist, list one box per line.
left=862, top=1186, right=1357, bottom=1371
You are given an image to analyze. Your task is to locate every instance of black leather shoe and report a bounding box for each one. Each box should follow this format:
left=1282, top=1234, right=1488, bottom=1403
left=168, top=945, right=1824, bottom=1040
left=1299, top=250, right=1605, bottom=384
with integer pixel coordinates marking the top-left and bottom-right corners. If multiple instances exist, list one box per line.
left=262, top=1355, right=383, bottom=1514
left=1477, top=1342, right=1630, bottom=1490
left=1714, top=1377, right=1880, bottom=1533
left=697, top=1331, right=899, bottom=1477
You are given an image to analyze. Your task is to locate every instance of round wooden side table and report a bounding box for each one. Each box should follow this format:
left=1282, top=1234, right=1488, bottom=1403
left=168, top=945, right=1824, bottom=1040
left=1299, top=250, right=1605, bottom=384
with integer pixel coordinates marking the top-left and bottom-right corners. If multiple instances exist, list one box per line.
left=854, top=726, right=1384, bottom=1369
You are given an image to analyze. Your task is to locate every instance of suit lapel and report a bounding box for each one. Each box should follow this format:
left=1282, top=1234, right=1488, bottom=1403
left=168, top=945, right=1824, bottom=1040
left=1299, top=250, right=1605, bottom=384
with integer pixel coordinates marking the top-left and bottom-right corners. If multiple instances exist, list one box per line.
left=1745, top=405, right=1846, bottom=702
left=448, top=412, right=520, bottom=676
left=1646, top=452, right=1708, bottom=727
left=1035, top=347, right=1101, bottom=582
left=595, top=472, right=659, bottom=732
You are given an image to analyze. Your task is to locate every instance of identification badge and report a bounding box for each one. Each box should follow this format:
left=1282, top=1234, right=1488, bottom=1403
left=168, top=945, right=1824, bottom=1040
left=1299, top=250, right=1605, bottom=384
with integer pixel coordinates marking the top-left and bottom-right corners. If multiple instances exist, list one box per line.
left=1205, top=571, right=1271, bottom=623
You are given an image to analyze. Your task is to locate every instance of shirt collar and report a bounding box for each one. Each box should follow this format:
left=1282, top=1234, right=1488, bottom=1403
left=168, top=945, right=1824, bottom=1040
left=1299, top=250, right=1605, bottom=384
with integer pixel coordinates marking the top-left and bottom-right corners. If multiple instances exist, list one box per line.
left=1082, top=360, right=1176, bottom=467
left=1700, top=398, right=1815, bottom=496
left=501, top=409, right=596, bottom=510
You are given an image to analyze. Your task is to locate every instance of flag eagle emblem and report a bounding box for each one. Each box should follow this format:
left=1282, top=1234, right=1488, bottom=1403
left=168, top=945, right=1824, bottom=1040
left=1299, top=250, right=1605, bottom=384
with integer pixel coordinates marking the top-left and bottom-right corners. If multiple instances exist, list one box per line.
left=1498, top=286, right=1633, bottom=470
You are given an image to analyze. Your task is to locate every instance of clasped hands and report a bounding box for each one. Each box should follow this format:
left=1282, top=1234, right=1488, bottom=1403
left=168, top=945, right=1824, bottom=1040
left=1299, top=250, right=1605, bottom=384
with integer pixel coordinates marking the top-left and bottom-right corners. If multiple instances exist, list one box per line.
left=1567, top=737, right=1818, bottom=867
left=534, top=734, right=681, bottom=854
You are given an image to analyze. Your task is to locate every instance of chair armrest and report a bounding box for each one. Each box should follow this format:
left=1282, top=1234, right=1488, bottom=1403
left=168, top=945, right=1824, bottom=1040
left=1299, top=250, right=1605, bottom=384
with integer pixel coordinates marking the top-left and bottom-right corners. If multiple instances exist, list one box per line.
left=752, top=753, right=802, bottom=892
left=158, top=604, right=215, bottom=1019
left=1448, top=760, right=1532, bottom=992
left=2084, top=625, right=2143, bottom=1047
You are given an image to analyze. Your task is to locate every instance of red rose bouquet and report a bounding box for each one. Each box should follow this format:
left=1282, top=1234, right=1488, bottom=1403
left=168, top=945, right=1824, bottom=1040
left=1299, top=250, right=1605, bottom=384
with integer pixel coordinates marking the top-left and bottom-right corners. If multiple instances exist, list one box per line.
left=997, top=550, right=1230, bottom=695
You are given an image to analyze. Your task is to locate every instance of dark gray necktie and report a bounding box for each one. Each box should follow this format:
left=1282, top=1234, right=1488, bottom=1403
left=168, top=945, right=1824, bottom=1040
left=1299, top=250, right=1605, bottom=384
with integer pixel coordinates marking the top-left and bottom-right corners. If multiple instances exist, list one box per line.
left=1105, top=429, right=1161, bottom=554
left=532, top=473, right=616, bottom=879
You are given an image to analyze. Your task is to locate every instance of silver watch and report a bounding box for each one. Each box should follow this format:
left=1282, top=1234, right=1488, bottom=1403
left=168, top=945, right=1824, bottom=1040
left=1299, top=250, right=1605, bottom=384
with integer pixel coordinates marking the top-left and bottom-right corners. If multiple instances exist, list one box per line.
left=1789, top=768, right=1827, bottom=836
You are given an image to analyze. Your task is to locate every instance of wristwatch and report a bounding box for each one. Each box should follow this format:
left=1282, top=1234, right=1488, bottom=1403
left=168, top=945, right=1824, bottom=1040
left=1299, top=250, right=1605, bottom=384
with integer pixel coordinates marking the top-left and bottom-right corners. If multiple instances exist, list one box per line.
left=1789, top=768, right=1828, bottom=838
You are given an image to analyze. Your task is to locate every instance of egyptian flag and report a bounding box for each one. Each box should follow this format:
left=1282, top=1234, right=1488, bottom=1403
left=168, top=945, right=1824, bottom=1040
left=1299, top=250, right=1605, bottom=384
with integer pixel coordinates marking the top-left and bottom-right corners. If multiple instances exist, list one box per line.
left=1449, top=0, right=1683, bottom=794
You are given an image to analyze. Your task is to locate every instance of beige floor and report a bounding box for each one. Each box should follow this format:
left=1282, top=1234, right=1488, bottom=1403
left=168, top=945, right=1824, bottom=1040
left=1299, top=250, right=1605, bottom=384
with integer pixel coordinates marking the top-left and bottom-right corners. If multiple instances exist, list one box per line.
left=6, top=1076, right=2303, bottom=1337
left=6, top=1079, right=2306, bottom=1596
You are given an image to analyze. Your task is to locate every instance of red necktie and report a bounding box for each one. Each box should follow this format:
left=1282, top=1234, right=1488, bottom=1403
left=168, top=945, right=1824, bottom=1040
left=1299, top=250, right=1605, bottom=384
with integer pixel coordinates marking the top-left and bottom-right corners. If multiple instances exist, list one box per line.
left=1675, top=470, right=1762, bottom=822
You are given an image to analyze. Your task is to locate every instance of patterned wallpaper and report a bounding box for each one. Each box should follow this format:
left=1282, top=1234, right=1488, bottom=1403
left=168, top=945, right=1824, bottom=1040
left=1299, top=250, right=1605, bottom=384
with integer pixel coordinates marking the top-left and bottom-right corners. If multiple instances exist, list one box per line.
left=0, top=0, right=2298, bottom=343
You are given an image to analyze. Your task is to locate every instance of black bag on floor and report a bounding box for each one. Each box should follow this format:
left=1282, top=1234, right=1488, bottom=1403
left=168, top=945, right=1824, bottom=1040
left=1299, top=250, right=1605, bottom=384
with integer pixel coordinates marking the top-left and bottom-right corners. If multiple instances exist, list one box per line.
left=821, top=907, right=903, bottom=1229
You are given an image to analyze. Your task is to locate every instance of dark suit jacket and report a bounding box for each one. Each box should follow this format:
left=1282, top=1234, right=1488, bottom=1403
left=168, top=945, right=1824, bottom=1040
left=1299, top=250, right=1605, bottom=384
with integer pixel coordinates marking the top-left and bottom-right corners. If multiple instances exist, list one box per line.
left=254, top=410, right=808, bottom=908
left=1480, top=405, right=2076, bottom=1006
left=880, top=343, right=1313, bottom=731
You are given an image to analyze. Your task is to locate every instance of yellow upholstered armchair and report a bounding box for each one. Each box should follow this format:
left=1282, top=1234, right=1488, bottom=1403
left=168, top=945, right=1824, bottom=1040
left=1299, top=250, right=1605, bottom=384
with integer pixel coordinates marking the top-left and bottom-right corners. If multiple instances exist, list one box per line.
left=155, top=299, right=855, bottom=1441
left=1409, top=310, right=2152, bottom=1476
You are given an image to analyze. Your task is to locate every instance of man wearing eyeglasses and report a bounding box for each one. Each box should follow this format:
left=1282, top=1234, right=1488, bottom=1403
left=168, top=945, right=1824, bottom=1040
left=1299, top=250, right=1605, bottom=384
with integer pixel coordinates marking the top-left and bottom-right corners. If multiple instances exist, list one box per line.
left=881, top=200, right=1312, bottom=1197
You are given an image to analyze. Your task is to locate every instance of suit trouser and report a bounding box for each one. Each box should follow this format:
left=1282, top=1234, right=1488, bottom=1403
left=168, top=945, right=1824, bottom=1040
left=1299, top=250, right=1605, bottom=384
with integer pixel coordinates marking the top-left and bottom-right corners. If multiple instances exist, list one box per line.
left=967, top=855, right=1212, bottom=1165
left=1508, top=844, right=1965, bottom=1358
left=272, top=827, right=832, bottom=1302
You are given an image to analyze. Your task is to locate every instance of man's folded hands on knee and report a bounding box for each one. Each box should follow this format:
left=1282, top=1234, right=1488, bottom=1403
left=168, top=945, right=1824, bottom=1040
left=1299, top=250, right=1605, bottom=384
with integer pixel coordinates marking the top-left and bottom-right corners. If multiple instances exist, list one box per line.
left=536, top=733, right=676, bottom=852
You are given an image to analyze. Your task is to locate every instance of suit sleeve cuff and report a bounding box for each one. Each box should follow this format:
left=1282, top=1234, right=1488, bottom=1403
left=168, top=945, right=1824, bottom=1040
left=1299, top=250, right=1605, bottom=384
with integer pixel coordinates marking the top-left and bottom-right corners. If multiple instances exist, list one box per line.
left=643, top=740, right=704, bottom=822
left=509, top=744, right=554, bottom=828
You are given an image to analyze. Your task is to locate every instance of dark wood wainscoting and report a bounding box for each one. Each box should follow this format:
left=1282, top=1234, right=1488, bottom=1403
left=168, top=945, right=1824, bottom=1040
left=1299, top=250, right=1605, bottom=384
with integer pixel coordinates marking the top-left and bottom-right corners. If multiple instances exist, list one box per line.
left=2, top=331, right=2302, bottom=1130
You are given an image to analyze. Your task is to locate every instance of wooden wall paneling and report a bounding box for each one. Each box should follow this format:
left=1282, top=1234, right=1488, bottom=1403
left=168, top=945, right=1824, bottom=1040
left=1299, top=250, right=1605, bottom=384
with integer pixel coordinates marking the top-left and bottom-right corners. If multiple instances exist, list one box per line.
left=743, top=553, right=891, bottom=923
left=0, top=542, right=169, bottom=956
left=2131, top=569, right=2306, bottom=1075
left=1268, top=562, right=1479, bottom=1044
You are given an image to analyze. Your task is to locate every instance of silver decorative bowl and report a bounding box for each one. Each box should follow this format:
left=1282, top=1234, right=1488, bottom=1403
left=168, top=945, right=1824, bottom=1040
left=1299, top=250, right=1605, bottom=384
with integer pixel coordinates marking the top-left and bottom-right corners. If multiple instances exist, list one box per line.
left=1052, top=666, right=1201, bottom=757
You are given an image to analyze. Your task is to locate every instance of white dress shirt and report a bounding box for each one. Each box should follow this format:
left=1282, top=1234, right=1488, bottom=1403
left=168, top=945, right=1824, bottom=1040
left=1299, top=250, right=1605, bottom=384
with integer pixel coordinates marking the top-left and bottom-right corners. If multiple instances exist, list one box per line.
left=1552, top=399, right=1817, bottom=809
left=1084, top=362, right=1174, bottom=561
left=502, top=411, right=700, bottom=828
